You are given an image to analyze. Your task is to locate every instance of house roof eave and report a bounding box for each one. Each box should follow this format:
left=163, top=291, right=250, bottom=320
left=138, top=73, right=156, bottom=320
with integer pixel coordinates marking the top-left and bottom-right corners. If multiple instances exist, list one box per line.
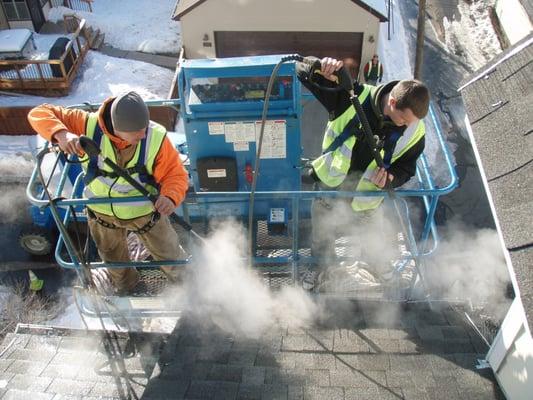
left=172, top=0, right=388, bottom=22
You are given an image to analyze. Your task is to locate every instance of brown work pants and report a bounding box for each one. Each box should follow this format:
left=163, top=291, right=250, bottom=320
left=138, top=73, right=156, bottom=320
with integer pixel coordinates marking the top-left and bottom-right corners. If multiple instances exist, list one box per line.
left=88, top=211, right=186, bottom=292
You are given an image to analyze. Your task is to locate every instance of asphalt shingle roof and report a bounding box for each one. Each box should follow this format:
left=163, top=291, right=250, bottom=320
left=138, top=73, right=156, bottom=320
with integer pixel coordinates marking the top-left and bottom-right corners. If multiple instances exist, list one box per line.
left=519, top=0, right=533, bottom=21
left=460, top=34, right=533, bottom=331
left=0, top=302, right=504, bottom=399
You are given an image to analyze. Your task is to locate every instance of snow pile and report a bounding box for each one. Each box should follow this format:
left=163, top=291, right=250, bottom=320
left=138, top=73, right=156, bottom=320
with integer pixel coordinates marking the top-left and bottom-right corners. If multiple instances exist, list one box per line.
left=0, top=51, right=174, bottom=107
left=443, top=0, right=502, bottom=69
left=378, top=0, right=413, bottom=81
left=47, top=0, right=181, bottom=54
left=0, top=136, right=34, bottom=179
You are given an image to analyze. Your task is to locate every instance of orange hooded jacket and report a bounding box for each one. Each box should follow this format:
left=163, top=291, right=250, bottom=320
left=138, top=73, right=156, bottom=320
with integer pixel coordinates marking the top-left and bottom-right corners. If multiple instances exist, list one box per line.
left=27, top=97, right=189, bottom=207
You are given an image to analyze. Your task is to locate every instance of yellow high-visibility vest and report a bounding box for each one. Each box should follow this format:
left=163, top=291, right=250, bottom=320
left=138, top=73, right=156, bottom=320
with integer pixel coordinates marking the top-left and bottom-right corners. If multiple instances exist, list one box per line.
left=81, top=113, right=166, bottom=219
left=350, top=121, right=425, bottom=212
left=311, top=85, right=371, bottom=188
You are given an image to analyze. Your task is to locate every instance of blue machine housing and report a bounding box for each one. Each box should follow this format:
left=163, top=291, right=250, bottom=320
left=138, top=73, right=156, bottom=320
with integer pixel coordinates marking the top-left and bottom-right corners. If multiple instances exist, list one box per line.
left=177, top=55, right=304, bottom=223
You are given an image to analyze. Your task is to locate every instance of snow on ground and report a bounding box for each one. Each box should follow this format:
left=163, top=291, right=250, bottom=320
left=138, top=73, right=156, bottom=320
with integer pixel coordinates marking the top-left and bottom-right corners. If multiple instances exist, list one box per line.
left=443, top=0, right=502, bottom=69
left=0, top=50, right=174, bottom=107
left=47, top=0, right=181, bottom=54
left=378, top=1, right=413, bottom=82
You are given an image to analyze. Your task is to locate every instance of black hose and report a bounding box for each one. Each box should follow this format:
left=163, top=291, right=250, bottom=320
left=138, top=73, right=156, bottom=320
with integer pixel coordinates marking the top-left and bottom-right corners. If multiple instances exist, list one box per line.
left=247, top=54, right=352, bottom=263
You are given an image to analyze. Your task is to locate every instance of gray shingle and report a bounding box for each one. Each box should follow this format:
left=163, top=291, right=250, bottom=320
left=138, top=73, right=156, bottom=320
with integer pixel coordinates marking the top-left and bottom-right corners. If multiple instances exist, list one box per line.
left=186, top=380, right=239, bottom=400
left=262, top=383, right=288, bottom=400
left=303, top=386, right=344, bottom=400
left=237, top=383, right=262, bottom=400
left=241, top=366, right=266, bottom=385
left=2, top=389, right=54, bottom=400
left=0, top=302, right=505, bottom=400
left=45, top=378, right=94, bottom=396
left=6, top=374, right=52, bottom=392
left=460, top=36, right=533, bottom=330
left=6, top=360, right=47, bottom=376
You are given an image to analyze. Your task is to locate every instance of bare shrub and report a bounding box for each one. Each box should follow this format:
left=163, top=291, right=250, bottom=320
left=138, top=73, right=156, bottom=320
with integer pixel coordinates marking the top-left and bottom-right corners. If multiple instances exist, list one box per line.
left=0, top=285, right=62, bottom=340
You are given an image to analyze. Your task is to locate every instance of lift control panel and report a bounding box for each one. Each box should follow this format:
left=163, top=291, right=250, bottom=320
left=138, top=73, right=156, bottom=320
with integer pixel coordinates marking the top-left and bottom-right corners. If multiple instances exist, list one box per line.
left=177, top=55, right=303, bottom=221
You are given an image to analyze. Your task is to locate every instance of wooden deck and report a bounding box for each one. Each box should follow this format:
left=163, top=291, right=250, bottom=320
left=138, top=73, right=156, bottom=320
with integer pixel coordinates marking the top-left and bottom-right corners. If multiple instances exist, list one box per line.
left=0, top=19, right=91, bottom=95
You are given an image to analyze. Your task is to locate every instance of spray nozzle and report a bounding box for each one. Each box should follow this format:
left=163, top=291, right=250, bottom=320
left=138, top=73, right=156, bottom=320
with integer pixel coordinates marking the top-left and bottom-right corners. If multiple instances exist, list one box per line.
left=288, top=54, right=353, bottom=93
left=79, top=136, right=101, bottom=157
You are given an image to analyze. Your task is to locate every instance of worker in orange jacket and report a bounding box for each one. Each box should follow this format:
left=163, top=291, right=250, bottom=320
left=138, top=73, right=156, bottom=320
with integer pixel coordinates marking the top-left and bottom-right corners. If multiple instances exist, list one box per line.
left=28, top=91, right=189, bottom=294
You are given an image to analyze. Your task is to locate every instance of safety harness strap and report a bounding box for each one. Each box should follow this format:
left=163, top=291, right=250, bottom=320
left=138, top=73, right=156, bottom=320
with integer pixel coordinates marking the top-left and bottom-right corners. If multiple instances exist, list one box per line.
left=382, top=130, right=402, bottom=169
left=84, top=123, right=104, bottom=185
left=87, top=208, right=161, bottom=234
left=322, top=114, right=362, bottom=154
left=84, top=125, right=157, bottom=187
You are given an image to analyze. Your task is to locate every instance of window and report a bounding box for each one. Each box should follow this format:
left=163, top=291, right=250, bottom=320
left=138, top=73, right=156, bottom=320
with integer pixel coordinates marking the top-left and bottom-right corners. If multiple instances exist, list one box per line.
left=2, top=0, right=30, bottom=21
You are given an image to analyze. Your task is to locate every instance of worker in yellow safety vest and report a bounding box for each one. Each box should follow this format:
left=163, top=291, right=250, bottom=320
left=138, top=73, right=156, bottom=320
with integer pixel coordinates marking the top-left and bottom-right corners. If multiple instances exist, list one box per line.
left=28, top=92, right=189, bottom=295
left=297, top=56, right=429, bottom=290
left=363, top=54, right=384, bottom=86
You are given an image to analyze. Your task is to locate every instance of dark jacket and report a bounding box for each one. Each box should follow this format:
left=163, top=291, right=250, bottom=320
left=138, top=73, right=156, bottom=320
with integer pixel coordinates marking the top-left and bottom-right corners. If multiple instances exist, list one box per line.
left=296, top=59, right=424, bottom=188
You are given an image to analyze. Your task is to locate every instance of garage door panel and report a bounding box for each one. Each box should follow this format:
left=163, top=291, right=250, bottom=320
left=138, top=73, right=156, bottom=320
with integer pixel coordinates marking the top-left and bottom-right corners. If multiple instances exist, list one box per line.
left=215, top=31, right=363, bottom=72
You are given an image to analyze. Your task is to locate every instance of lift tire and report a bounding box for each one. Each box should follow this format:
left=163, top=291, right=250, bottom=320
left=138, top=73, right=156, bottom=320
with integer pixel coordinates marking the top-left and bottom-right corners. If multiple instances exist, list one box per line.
left=18, top=227, right=54, bottom=256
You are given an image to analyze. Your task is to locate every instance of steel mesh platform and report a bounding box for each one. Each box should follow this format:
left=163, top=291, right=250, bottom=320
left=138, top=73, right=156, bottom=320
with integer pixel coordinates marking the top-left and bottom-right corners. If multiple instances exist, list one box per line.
left=130, top=268, right=169, bottom=297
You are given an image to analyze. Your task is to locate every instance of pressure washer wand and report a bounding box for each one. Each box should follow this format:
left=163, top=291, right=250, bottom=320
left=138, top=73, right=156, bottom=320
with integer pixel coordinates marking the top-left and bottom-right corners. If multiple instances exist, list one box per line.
left=79, top=136, right=205, bottom=243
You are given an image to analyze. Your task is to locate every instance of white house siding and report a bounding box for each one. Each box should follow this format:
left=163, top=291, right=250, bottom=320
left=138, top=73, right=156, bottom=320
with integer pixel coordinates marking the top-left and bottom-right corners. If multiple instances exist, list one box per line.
left=495, top=325, right=533, bottom=400
left=496, top=0, right=533, bottom=45
left=179, top=0, right=380, bottom=64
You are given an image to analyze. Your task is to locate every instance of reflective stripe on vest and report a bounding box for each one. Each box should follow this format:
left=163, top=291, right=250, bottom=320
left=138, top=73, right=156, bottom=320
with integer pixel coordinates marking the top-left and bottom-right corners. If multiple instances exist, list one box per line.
left=351, top=120, right=425, bottom=212
left=311, top=86, right=371, bottom=188
left=82, top=113, right=166, bottom=219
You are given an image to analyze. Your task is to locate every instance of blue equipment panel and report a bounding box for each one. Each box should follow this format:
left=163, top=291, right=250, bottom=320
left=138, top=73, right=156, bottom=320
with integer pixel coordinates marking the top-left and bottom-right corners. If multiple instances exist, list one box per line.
left=177, top=55, right=303, bottom=220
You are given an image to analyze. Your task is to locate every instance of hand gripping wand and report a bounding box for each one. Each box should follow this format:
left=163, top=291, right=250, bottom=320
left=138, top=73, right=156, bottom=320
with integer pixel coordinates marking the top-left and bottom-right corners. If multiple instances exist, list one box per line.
left=79, top=136, right=206, bottom=244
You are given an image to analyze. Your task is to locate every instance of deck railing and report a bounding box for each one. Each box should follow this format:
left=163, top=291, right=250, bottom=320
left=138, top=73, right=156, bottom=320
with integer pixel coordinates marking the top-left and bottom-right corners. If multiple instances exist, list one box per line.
left=0, top=19, right=90, bottom=94
left=49, top=0, right=93, bottom=12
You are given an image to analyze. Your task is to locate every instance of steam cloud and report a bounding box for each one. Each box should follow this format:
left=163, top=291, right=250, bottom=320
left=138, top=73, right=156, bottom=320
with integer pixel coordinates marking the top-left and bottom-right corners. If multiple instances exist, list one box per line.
left=427, top=221, right=511, bottom=315
left=169, top=220, right=318, bottom=337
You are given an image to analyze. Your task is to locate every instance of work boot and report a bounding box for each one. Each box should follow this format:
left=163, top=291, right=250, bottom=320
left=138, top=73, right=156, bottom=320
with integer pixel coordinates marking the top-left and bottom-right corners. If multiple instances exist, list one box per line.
left=110, top=268, right=140, bottom=296
left=335, top=261, right=380, bottom=288
left=302, top=269, right=319, bottom=291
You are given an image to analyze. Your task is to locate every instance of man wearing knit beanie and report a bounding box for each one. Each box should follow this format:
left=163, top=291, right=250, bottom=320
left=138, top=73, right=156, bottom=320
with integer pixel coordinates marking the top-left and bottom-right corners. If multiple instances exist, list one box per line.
left=28, top=92, right=190, bottom=295
left=111, top=91, right=150, bottom=134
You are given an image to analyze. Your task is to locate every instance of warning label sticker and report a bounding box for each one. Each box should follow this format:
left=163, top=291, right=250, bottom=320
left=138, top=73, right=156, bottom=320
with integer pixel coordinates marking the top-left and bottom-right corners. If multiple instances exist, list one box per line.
left=234, top=142, right=249, bottom=152
left=208, top=121, right=225, bottom=135
left=207, top=169, right=227, bottom=178
left=270, top=208, right=286, bottom=223
left=215, top=120, right=286, bottom=159
left=256, top=120, right=286, bottom=159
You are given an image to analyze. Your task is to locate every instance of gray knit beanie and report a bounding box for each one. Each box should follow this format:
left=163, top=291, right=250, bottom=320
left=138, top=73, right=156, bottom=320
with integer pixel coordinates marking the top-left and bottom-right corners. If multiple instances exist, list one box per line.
left=110, top=91, right=149, bottom=132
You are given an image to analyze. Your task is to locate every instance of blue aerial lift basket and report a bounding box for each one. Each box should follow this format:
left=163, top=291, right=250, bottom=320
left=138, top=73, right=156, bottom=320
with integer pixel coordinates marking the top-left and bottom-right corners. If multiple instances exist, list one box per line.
left=25, top=54, right=458, bottom=318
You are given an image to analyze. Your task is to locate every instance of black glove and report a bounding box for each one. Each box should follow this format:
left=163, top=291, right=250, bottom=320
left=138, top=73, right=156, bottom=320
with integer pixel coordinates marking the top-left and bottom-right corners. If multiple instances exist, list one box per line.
left=301, top=167, right=318, bottom=184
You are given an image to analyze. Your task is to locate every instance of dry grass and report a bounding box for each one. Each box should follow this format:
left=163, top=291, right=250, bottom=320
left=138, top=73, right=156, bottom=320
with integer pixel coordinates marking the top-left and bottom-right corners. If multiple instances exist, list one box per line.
left=0, top=285, right=62, bottom=341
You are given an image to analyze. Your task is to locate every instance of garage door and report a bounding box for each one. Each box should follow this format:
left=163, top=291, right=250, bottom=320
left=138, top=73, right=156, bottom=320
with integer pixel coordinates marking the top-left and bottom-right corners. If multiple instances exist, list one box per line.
left=215, top=31, right=363, bottom=74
